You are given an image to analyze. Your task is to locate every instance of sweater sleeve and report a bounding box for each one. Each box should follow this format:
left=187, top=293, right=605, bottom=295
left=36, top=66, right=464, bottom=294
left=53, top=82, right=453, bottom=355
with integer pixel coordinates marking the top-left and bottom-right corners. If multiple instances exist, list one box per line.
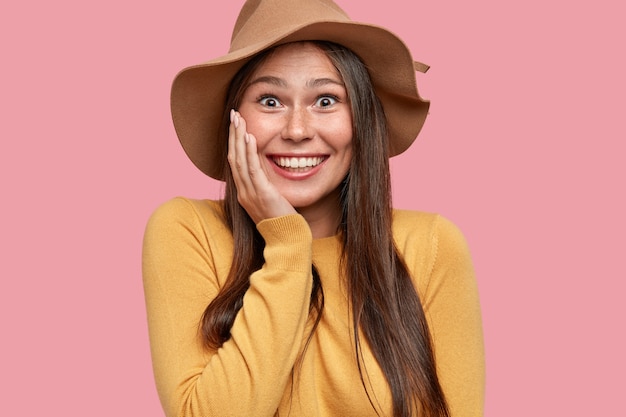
left=142, top=198, right=314, bottom=417
left=423, top=216, right=485, bottom=417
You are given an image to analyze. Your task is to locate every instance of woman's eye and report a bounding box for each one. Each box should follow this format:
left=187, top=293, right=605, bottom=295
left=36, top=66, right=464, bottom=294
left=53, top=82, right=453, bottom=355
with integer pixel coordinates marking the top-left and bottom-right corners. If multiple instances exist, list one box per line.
left=259, top=96, right=281, bottom=107
left=315, top=96, right=338, bottom=107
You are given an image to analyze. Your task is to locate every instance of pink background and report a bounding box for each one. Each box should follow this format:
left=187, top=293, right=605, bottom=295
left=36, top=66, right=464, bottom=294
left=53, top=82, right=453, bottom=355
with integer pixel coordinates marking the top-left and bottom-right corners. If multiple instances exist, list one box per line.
left=1, top=0, right=624, bottom=415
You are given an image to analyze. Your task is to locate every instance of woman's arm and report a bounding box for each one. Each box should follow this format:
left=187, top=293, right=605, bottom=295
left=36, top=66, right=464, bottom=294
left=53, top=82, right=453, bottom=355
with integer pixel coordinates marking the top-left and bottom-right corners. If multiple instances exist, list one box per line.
left=424, top=215, right=485, bottom=416
left=142, top=198, right=313, bottom=417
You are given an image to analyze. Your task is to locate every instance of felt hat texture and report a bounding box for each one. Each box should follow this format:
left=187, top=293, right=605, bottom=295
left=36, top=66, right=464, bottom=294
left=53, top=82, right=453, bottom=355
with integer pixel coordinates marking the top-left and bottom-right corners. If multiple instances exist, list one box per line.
left=171, top=0, right=430, bottom=180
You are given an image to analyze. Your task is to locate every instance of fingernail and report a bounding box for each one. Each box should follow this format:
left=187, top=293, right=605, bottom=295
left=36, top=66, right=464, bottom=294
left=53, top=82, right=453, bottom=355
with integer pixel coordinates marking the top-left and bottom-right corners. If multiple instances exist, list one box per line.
left=234, top=114, right=240, bottom=129
left=230, top=109, right=235, bottom=123
left=244, top=133, right=249, bottom=144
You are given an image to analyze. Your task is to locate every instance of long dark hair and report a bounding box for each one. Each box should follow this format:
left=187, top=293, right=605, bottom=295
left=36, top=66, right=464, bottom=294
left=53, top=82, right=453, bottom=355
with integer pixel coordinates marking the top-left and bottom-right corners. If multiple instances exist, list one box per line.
left=200, top=41, right=449, bottom=417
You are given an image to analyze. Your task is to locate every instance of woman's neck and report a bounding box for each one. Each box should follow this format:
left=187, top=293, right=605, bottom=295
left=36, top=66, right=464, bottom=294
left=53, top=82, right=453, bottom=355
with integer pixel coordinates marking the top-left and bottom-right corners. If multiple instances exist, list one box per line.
left=296, top=191, right=343, bottom=239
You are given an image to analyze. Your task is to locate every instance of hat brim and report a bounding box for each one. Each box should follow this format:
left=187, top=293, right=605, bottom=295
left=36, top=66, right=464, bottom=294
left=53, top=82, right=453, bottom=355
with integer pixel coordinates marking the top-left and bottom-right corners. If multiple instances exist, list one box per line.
left=171, top=20, right=429, bottom=180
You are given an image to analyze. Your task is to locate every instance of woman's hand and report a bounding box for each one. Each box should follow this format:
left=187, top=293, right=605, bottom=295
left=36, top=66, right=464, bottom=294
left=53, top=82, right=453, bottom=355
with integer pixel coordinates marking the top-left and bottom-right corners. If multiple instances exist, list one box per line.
left=228, top=109, right=297, bottom=224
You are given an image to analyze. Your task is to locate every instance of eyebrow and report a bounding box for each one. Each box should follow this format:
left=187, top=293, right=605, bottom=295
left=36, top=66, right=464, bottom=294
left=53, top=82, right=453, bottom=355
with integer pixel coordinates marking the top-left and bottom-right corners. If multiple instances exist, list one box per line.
left=247, top=75, right=344, bottom=89
left=306, top=77, right=345, bottom=89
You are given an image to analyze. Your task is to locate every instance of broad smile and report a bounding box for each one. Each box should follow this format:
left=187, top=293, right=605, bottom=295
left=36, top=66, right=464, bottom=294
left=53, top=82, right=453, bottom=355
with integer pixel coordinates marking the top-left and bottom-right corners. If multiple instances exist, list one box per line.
left=267, top=154, right=329, bottom=181
left=271, top=155, right=327, bottom=171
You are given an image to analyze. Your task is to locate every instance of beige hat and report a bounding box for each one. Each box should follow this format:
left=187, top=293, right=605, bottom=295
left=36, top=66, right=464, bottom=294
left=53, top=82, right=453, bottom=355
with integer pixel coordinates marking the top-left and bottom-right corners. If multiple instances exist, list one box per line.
left=171, top=0, right=430, bottom=180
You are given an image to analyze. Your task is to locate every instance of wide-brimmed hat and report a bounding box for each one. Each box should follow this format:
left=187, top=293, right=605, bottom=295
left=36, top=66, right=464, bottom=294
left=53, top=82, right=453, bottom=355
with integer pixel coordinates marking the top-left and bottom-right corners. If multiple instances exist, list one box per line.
left=171, top=0, right=430, bottom=180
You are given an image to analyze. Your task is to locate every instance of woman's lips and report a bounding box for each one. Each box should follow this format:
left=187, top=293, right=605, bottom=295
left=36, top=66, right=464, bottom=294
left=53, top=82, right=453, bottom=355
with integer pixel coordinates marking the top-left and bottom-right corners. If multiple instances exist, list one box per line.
left=268, top=155, right=328, bottom=177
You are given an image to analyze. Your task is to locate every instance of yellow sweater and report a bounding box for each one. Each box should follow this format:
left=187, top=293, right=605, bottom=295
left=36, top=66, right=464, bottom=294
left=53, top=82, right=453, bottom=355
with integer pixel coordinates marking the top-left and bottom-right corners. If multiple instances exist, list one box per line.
left=142, top=198, right=484, bottom=417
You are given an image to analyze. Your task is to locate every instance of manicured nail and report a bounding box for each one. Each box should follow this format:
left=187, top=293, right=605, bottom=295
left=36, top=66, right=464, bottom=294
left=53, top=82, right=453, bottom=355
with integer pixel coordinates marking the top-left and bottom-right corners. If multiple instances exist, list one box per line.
left=230, top=109, right=235, bottom=123
left=234, top=114, right=240, bottom=129
left=244, top=132, right=250, bottom=144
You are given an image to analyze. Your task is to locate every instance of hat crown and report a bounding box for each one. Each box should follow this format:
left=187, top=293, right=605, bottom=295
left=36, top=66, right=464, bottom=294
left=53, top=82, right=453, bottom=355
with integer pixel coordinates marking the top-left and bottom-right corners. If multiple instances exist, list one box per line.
left=230, top=0, right=350, bottom=52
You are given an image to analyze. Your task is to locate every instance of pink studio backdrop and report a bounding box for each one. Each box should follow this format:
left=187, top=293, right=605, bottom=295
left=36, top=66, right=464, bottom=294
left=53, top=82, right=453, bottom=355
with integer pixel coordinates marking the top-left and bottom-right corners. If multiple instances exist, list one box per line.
left=1, top=0, right=623, bottom=415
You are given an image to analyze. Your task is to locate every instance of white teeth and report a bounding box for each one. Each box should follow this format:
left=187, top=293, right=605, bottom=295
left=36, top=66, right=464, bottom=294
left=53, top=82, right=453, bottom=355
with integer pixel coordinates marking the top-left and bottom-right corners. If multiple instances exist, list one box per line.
left=275, top=156, right=324, bottom=168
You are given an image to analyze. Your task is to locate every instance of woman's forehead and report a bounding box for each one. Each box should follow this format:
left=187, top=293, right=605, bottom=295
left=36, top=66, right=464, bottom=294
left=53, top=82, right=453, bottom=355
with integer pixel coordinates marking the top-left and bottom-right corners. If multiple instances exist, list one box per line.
left=251, top=42, right=341, bottom=80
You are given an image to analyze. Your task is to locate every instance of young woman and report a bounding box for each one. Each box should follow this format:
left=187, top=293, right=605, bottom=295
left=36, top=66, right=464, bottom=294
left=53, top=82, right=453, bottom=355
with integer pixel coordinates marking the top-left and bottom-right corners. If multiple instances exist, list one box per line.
left=142, top=1, right=485, bottom=416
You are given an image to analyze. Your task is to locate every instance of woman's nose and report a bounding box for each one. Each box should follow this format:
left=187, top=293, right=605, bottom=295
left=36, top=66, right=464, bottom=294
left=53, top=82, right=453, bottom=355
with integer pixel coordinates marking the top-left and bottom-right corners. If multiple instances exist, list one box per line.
left=281, top=106, right=311, bottom=142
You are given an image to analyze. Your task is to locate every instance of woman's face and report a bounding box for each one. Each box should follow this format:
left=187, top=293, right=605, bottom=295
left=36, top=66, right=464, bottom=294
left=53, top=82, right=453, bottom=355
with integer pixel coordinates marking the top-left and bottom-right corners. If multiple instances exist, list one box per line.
left=237, top=42, right=353, bottom=221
